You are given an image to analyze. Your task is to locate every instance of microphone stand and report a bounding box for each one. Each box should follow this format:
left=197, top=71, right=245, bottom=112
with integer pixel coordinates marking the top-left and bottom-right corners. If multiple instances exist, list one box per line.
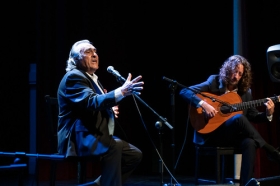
left=163, top=79, right=177, bottom=186
left=155, top=121, right=164, bottom=186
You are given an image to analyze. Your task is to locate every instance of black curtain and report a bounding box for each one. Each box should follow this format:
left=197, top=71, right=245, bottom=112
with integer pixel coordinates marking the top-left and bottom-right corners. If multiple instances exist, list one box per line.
left=1, top=0, right=280, bottom=180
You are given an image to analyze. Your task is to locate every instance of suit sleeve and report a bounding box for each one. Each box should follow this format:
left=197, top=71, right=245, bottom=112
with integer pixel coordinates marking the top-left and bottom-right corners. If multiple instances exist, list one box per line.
left=179, top=75, right=217, bottom=107
left=62, top=72, right=116, bottom=112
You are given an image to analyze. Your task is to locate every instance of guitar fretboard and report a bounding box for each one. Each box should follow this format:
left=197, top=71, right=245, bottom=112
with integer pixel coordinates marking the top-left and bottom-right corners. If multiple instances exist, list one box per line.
left=231, top=96, right=279, bottom=112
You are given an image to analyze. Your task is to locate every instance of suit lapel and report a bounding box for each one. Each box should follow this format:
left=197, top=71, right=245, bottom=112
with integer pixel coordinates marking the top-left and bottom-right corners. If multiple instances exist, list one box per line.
left=79, top=70, right=103, bottom=94
left=91, top=81, right=103, bottom=94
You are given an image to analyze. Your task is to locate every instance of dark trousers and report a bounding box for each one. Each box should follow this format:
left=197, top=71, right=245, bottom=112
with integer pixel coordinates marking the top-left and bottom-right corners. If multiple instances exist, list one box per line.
left=200, top=114, right=266, bottom=185
left=100, top=137, right=142, bottom=186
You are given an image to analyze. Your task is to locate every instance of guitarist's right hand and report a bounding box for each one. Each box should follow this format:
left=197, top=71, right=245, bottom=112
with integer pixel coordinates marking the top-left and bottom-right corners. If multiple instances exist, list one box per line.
left=201, top=101, right=218, bottom=118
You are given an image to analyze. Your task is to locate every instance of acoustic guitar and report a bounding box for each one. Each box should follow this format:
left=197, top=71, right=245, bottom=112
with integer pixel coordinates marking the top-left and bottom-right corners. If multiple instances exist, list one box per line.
left=190, top=92, right=280, bottom=134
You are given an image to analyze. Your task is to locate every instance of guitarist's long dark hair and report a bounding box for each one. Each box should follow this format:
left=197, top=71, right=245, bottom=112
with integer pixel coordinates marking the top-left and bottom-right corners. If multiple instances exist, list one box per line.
left=219, top=55, right=252, bottom=94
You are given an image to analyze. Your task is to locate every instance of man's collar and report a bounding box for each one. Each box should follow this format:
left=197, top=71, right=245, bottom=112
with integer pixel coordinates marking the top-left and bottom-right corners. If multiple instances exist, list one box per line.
left=86, top=72, right=98, bottom=80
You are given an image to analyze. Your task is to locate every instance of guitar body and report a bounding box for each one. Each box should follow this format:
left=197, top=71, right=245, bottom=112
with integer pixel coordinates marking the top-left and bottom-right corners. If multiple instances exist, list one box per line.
left=190, top=92, right=243, bottom=134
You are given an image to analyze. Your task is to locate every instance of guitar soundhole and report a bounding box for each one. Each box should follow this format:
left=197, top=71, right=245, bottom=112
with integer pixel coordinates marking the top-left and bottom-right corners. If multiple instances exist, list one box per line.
left=220, top=105, right=232, bottom=114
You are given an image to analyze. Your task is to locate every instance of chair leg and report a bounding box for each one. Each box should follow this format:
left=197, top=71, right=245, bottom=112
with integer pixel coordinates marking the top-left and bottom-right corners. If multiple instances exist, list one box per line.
left=50, top=161, right=57, bottom=186
left=77, top=161, right=86, bottom=184
left=221, top=155, right=225, bottom=183
left=216, top=153, right=221, bottom=184
left=194, top=147, right=199, bottom=185
left=18, top=169, right=24, bottom=186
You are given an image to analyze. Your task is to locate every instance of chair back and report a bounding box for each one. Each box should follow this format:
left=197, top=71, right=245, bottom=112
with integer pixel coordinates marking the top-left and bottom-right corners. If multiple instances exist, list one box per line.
left=45, top=95, right=59, bottom=154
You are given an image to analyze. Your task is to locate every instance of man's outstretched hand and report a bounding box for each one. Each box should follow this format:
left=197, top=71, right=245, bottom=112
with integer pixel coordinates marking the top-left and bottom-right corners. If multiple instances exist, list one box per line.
left=121, top=73, right=144, bottom=96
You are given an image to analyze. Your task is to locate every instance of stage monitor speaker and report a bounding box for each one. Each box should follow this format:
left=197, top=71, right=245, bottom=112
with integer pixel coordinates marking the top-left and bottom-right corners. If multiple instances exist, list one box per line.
left=267, top=44, right=280, bottom=82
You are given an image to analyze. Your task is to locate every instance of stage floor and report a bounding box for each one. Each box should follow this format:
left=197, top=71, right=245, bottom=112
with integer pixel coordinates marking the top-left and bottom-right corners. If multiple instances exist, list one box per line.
left=2, top=171, right=280, bottom=186
left=0, top=174, right=240, bottom=186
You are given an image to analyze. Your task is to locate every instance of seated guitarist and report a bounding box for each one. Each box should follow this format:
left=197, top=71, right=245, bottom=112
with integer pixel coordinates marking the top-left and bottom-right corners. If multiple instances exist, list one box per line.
left=179, top=55, right=279, bottom=186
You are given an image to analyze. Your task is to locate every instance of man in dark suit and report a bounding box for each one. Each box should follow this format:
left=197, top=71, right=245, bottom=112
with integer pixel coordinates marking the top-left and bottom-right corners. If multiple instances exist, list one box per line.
left=179, top=55, right=280, bottom=186
left=57, top=39, right=144, bottom=186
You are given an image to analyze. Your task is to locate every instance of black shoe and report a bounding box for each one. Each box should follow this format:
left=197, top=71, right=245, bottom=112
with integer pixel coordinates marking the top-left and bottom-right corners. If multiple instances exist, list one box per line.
left=267, top=148, right=280, bottom=163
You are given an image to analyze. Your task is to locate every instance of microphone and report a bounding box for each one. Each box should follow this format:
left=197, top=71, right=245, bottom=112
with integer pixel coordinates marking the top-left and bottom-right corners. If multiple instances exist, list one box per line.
left=162, top=76, right=177, bottom=84
left=107, top=66, right=126, bottom=83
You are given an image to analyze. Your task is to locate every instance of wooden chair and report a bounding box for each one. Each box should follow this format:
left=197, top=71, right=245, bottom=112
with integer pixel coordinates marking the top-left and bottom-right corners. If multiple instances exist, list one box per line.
left=44, top=95, right=88, bottom=186
left=194, top=145, right=242, bottom=185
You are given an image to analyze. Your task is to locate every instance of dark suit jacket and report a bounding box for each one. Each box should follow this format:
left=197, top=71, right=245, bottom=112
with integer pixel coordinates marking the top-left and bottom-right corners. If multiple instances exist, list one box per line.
left=179, top=75, right=269, bottom=145
left=57, top=69, right=117, bottom=157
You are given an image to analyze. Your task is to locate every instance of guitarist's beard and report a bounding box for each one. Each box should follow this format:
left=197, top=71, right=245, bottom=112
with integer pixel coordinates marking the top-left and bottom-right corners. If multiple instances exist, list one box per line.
left=228, top=78, right=239, bottom=87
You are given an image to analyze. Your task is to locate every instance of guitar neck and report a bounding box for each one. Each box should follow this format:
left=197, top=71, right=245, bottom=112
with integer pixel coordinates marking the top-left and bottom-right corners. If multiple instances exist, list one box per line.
left=232, top=95, right=280, bottom=111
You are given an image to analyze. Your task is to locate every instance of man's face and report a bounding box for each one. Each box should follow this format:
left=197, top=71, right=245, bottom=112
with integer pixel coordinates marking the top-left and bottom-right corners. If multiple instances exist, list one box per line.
left=77, top=43, right=99, bottom=74
left=229, top=64, right=244, bottom=86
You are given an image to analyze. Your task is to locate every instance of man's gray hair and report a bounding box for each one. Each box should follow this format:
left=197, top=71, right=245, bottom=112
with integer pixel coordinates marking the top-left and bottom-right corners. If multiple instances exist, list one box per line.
left=65, top=40, right=91, bottom=72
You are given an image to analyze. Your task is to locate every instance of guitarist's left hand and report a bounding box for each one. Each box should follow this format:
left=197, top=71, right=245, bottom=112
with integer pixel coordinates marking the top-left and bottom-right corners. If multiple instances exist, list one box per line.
left=264, top=98, right=275, bottom=116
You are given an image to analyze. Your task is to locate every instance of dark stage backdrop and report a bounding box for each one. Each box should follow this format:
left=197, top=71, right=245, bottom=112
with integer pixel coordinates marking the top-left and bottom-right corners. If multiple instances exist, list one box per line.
left=1, top=0, right=280, bottom=181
